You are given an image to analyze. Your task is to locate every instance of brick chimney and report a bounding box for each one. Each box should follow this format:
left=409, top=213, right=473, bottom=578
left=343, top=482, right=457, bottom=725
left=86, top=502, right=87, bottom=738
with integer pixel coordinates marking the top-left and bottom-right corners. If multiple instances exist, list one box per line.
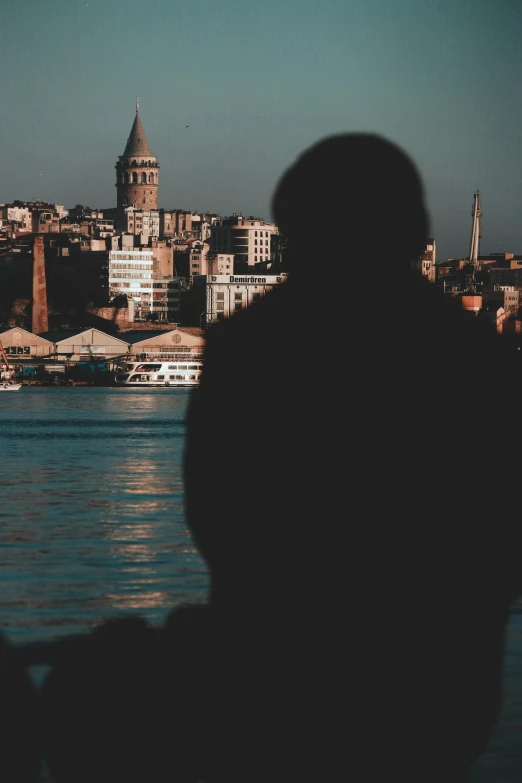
left=32, top=235, right=48, bottom=333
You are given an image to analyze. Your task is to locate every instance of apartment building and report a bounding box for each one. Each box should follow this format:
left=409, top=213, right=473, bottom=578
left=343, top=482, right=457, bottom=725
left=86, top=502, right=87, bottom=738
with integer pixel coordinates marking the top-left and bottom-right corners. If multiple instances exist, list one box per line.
left=0, top=204, right=32, bottom=232
left=118, top=207, right=160, bottom=239
left=159, top=209, right=193, bottom=237
left=108, top=247, right=154, bottom=318
left=210, top=215, right=277, bottom=270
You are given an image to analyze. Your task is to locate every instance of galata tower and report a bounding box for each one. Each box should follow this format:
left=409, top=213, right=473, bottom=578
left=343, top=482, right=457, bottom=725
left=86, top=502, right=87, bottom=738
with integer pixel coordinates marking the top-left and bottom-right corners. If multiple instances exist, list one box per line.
left=115, top=99, right=159, bottom=210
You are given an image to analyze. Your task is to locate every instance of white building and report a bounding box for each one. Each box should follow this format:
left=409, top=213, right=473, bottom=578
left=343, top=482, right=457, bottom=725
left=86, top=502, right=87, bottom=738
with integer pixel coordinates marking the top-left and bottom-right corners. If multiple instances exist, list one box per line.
left=0, top=205, right=32, bottom=231
left=210, top=216, right=278, bottom=268
left=109, top=248, right=154, bottom=318
left=195, top=273, right=289, bottom=324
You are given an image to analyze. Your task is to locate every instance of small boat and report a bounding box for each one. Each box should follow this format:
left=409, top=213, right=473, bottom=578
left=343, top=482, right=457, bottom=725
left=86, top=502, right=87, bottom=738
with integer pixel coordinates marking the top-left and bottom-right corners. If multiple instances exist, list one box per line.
left=0, top=337, right=21, bottom=390
left=113, top=359, right=203, bottom=387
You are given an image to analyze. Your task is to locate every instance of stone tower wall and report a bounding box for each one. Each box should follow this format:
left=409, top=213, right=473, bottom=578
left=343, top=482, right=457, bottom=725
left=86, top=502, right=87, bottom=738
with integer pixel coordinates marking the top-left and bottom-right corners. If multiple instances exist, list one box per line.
left=116, top=160, right=159, bottom=210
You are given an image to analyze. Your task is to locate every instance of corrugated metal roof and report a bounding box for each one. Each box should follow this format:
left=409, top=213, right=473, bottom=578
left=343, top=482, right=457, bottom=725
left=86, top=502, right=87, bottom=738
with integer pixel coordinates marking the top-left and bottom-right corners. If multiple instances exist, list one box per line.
left=0, top=326, right=53, bottom=343
left=37, top=328, right=128, bottom=344
left=118, top=330, right=174, bottom=343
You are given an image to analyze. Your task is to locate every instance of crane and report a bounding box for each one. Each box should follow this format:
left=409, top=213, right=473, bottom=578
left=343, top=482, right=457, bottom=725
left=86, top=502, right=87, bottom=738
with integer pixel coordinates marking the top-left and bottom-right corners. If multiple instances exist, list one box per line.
left=464, top=190, right=482, bottom=292
left=0, top=337, right=13, bottom=381
left=469, top=190, right=482, bottom=269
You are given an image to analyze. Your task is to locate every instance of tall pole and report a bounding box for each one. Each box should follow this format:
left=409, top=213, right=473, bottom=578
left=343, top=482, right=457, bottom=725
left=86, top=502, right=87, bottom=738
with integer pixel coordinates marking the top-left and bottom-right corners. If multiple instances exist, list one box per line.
left=469, top=190, right=482, bottom=270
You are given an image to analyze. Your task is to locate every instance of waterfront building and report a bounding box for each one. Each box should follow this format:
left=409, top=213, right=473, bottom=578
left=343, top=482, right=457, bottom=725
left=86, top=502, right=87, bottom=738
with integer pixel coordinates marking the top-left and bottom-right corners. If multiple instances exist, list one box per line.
left=37, top=327, right=129, bottom=362
left=192, top=272, right=288, bottom=325
left=0, top=326, right=53, bottom=358
left=119, top=327, right=205, bottom=361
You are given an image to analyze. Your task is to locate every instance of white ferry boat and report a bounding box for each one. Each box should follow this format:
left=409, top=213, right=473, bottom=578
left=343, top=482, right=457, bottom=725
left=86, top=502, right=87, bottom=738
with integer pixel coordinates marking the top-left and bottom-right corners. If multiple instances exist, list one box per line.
left=114, top=358, right=203, bottom=387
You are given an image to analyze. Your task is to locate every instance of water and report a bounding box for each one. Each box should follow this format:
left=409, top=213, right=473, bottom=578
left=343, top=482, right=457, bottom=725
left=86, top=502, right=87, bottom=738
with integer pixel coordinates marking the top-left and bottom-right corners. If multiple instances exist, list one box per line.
left=0, top=386, right=210, bottom=647
left=1, top=387, right=521, bottom=780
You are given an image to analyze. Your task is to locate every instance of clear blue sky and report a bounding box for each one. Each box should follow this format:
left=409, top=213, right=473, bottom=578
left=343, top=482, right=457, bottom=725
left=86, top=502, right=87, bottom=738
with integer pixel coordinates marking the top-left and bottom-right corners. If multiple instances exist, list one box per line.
left=1, top=0, right=521, bottom=261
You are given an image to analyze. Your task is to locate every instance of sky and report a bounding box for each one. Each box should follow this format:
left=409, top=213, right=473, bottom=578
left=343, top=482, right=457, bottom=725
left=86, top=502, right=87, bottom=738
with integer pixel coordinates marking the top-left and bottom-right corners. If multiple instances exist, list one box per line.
left=1, top=0, right=521, bottom=261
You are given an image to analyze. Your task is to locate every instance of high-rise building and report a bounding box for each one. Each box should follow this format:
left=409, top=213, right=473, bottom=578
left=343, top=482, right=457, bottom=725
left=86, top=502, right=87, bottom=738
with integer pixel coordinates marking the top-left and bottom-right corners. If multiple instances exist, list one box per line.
left=115, top=99, right=159, bottom=213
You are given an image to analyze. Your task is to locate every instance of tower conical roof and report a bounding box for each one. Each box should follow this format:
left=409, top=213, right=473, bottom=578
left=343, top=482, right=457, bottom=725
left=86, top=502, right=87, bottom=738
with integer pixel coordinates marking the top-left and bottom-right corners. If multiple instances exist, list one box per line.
left=123, top=104, right=152, bottom=156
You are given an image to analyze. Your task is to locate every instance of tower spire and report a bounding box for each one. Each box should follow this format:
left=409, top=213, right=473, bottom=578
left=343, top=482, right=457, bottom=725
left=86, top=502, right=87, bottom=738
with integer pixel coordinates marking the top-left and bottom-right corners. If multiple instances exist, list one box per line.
left=115, top=101, right=159, bottom=215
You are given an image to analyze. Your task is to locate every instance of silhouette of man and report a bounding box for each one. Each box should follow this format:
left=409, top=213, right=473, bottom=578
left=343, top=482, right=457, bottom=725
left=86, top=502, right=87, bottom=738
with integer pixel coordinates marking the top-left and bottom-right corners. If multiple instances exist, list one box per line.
left=36, top=134, right=522, bottom=783
left=183, top=133, right=522, bottom=781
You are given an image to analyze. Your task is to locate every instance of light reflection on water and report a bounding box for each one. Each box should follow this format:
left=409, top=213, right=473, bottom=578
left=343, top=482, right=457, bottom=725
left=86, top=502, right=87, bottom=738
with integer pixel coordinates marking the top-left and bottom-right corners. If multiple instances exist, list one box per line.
left=0, top=387, right=210, bottom=646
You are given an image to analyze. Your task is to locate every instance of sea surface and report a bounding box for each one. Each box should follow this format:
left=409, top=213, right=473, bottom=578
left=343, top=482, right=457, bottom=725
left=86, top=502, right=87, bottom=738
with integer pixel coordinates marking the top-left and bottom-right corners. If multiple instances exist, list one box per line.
left=0, top=387, right=210, bottom=648
left=1, top=386, right=522, bottom=780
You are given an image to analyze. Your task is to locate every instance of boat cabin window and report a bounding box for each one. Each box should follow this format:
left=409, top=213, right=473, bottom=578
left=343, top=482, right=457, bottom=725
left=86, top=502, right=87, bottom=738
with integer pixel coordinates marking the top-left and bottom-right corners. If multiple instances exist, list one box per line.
left=136, top=364, right=162, bottom=372
left=156, top=375, right=165, bottom=380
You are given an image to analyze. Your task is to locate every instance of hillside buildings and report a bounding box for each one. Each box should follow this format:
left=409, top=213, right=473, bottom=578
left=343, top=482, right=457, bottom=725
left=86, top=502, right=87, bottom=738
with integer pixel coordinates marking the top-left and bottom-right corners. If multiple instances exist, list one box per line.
left=1, top=100, right=445, bottom=332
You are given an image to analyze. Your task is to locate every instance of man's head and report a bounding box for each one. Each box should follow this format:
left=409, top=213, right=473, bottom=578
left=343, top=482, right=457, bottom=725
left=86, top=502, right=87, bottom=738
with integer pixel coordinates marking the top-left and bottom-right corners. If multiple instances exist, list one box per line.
left=272, top=133, right=429, bottom=274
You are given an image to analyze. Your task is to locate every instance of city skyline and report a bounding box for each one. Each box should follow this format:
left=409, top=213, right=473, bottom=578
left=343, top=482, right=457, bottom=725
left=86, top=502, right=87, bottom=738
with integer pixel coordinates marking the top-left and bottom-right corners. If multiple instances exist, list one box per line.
left=2, top=0, right=521, bottom=262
